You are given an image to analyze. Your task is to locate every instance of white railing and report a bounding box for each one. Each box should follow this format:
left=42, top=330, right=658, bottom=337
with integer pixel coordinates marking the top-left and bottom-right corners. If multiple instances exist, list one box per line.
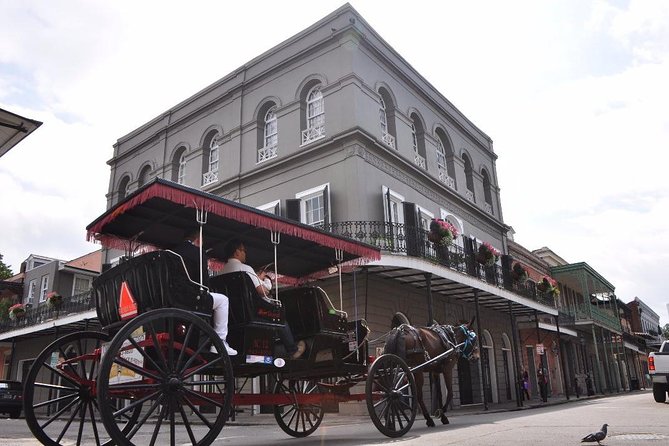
left=257, top=144, right=278, bottom=163
left=301, top=125, right=325, bottom=145
left=382, top=132, right=396, bottom=149
left=438, top=169, right=456, bottom=189
left=465, top=190, right=475, bottom=202
left=202, top=170, right=218, bottom=186
left=484, top=202, right=493, bottom=214
left=414, top=153, right=426, bottom=169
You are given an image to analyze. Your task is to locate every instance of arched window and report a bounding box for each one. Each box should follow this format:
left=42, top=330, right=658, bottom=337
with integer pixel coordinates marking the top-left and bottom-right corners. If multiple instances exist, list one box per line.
left=137, top=165, right=151, bottom=187
left=463, top=153, right=475, bottom=202
left=435, top=128, right=456, bottom=189
left=172, top=147, right=187, bottom=184
left=378, top=88, right=396, bottom=149
left=301, top=84, right=325, bottom=145
left=118, top=175, right=130, bottom=202
left=482, top=168, right=493, bottom=214
left=201, top=131, right=219, bottom=186
left=410, top=113, right=426, bottom=170
left=259, top=105, right=278, bottom=162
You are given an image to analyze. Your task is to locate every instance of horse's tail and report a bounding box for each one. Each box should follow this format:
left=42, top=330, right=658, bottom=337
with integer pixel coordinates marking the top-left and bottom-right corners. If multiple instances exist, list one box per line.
left=391, top=311, right=411, bottom=329
left=383, top=327, right=407, bottom=359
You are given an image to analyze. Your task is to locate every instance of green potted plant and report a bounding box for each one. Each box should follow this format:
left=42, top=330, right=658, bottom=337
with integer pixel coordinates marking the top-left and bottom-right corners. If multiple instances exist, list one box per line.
left=46, top=291, right=63, bottom=309
left=476, top=242, right=500, bottom=267
left=511, top=263, right=529, bottom=283
left=428, top=219, right=459, bottom=245
left=536, top=276, right=560, bottom=297
left=8, top=303, right=26, bottom=320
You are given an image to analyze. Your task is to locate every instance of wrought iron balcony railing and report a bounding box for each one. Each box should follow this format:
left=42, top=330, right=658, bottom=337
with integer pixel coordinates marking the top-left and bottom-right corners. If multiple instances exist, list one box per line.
left=0, top=290, right=95, bottom=334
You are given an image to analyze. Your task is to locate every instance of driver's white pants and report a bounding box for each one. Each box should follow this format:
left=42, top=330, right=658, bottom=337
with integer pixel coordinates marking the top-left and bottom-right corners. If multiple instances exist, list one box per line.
left=211, top=292, right=237, bottom=355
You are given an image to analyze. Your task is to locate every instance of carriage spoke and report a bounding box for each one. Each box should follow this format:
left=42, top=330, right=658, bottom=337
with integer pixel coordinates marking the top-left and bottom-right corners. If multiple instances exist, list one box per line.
left=76, top=398, right=87, bottom=446
left=56, top=399, right=83, bottom=443
left=40, top=395, right=81, bottom=429
left=146, top=323, right=169, bottom=372
left=87, top=401, right=102, bottom=446
left=32, top=390, right=78, bottom=409
left=111, top=355, right=162, bottom=381
left=149, top=402, right=168, bottom=446
left=176, top=322, right=196, bottom=371
left=178, top=400, right=198, bottom=445
left=181, top=393, right=216, bottom=429
left=127, top=334, right=164, bottom=374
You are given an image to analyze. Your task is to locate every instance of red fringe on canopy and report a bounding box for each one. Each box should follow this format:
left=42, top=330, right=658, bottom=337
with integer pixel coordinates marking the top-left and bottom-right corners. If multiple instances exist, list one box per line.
left=87, top=182, right=381, bottom=263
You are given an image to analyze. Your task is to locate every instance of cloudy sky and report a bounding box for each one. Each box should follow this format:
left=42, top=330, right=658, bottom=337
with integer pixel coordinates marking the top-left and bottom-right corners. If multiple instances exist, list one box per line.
left=1, top=0, right=667, bottom=323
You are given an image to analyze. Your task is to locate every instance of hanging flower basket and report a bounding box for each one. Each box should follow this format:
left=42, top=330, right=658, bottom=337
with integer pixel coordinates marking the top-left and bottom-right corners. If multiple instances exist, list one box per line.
left=537, top=276, right=560, bottom=297
left=428, top=219, right=459, bottom=246
left=511, top=262, right=529, bottom=283
left=476, top=242, right=500, bottom=267
left=9, top=303, right=26, bottom=320
left=46, top=291, right=63, bottom=309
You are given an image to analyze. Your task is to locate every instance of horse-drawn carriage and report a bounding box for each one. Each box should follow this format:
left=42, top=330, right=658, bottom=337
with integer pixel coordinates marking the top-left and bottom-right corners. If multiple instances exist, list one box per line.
left=22, top=179, right=477, bottom=445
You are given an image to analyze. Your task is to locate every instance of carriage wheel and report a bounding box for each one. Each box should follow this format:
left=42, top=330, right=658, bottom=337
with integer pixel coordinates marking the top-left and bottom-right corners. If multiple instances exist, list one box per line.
left=273, top=378, right=324, bottom=437
left=97, top=309, right=234, bottom=446
left=24, top=331, right=141, bottom=446
left=365, top=354, right=417, bottom=438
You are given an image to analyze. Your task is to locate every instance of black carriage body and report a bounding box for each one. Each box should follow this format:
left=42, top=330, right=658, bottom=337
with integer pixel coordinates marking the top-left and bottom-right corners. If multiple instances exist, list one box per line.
left=93, top=250, right=213, bottom=330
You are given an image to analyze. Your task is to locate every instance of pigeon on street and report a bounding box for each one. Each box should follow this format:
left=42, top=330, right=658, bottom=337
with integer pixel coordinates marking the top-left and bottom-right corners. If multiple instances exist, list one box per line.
left=581, top=424, right=608, bottom=445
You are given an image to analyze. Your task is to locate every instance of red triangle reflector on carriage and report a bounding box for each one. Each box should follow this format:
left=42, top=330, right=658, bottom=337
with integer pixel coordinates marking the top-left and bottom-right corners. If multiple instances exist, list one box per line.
left=118, top=281, right=138, bottom=320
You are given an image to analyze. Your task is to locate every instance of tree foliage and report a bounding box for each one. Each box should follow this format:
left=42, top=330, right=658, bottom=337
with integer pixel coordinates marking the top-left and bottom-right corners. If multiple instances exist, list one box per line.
left=0, top=254, right=13, bottom=280
left=662, top=323, right=669, bottom=339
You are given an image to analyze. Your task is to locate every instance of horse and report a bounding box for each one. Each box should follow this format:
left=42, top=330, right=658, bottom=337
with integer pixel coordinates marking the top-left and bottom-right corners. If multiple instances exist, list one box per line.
left=383, top=311, right=479, bottom=427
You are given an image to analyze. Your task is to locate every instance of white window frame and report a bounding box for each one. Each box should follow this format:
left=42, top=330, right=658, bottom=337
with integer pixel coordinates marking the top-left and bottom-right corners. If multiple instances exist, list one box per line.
left=379, top=97, right=396, bottom=149
left=440, top=209, right=465, bottom=248
left=416, top=206, right=434, bottom=231
left=259, top=106, right=278, bottom=163
left=72, top=274, right=92, bottom=296
left=203, top=139, right=219, bottom=186
left=257, top=199, right=281, bottom=215
left=436, top=138, right=446, bottom=171
left=382, top=186, right=405, bottom=225
left=302, top=85, right=325, bottom=145
left=27, top=279, right=37, bottom=305
left=177, top=153, right=186, bottom=185
left=296, top=183, right=329, bottom=226
left=39, top=275, right=49, bottom=302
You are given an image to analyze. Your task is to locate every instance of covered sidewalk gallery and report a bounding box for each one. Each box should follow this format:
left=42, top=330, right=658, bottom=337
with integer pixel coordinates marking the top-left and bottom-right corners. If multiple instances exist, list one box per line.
left=352, top=253, right=563, bottom=410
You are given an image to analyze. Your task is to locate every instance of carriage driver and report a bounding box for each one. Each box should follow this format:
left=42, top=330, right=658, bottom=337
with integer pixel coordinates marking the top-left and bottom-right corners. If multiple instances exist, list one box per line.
left=221, top=238, right=306, bottom=359
left=172, top=231, right=238, bottom=356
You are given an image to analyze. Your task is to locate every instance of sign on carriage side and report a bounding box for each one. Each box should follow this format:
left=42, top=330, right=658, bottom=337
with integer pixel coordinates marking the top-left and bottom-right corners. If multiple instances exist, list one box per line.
left=101, top=328, right=146, bottom=384
left=119, top=281, right=138, bottom=320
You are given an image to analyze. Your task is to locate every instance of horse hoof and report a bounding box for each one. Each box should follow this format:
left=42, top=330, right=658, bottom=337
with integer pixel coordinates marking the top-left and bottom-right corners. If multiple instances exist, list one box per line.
left=426, top=419, right=436, bottom=428
left=441, top=416, right=449, bottom=425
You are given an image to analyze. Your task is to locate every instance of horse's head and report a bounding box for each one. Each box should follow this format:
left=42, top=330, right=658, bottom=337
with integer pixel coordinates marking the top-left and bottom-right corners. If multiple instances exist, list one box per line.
left=455, top=317, right=479, bottom=361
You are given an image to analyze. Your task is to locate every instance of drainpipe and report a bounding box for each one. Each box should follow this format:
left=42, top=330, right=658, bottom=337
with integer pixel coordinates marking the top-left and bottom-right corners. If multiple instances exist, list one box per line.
left=556, top=316, right=569, bottom=400
left=474, top=289, right=488, bottom=410
left=425, top=273, right=434, bottom=324
left=509, top=301, right=523, bottom=407
left=591, top=325, right=604, bottom=394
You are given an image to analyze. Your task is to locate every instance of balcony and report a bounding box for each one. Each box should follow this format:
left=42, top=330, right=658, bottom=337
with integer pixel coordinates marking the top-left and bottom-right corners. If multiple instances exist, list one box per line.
left=202, top=170, right=218, bottom=186
left=438, top=169, right=456, bottom=190
left=568, top=303, right=622, bottom=332
left=382, top=132, right=396, bottom=149
left=323, top=221, right=518, bottom=291
left=0, top=291, right=95, bottom=334
left=257, top=144, right=278, bottom=163
left=301, top=125, right=325, bottom=145
left=413, top=153, right=426, bottom=169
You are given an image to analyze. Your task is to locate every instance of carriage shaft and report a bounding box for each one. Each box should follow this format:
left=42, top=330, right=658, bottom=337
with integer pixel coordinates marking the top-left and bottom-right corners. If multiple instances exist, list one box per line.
left=409, top=342, right=463, bottom=373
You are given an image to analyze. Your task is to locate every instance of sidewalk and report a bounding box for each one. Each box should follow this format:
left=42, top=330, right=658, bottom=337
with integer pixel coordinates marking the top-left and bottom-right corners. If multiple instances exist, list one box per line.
left=226, top=389, right=651, bottom=426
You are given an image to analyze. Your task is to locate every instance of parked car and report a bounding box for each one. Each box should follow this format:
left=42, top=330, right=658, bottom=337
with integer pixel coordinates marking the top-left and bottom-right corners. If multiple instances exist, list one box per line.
left=649, top=340, right=669, bottom=402
left=0, top=380, right=22, bottom=418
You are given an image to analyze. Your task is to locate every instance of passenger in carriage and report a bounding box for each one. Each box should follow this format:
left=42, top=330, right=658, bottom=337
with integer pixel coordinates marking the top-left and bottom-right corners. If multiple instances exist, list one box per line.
left=221, top=238, right=306, bottom=359
left=172, top=231, right=238, bottom=356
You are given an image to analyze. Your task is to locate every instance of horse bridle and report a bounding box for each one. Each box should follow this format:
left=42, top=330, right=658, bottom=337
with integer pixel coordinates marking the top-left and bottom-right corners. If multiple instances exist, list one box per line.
left=457, top=325, right=477, bottom=360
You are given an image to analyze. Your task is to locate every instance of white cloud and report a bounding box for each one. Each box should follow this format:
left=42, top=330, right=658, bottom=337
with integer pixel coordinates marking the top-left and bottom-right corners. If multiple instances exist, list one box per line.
left=1, top=0, right=667, bottom=322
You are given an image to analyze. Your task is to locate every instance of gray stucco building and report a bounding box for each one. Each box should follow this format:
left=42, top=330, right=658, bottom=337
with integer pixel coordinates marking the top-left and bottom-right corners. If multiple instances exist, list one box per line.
left=103, top=4, right=558, bottom=410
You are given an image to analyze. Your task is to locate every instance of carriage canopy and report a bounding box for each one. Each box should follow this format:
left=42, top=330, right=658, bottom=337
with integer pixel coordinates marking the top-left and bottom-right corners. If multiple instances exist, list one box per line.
left=86, top=178, right=380, bottom=282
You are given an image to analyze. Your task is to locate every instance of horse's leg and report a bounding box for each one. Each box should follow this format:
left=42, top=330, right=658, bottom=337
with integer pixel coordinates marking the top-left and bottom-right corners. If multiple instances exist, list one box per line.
left=440, top=367, right=453, bottom=425
left=414, top=372, right=435, bottom=427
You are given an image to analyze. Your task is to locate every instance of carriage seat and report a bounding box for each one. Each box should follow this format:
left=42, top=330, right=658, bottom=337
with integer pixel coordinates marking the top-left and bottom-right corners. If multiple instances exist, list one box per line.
left=208, top=272, right=284, bottom=328
left=279, top=286, right=348, bottom=338
left=93, top=250, right=213, bottom=329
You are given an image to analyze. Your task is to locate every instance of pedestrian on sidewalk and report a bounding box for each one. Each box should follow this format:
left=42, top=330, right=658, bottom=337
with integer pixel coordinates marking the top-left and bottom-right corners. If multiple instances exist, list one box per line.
left=522, top=370, right=531, bottom=400
left=537, top=366, right=548, bottom=402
